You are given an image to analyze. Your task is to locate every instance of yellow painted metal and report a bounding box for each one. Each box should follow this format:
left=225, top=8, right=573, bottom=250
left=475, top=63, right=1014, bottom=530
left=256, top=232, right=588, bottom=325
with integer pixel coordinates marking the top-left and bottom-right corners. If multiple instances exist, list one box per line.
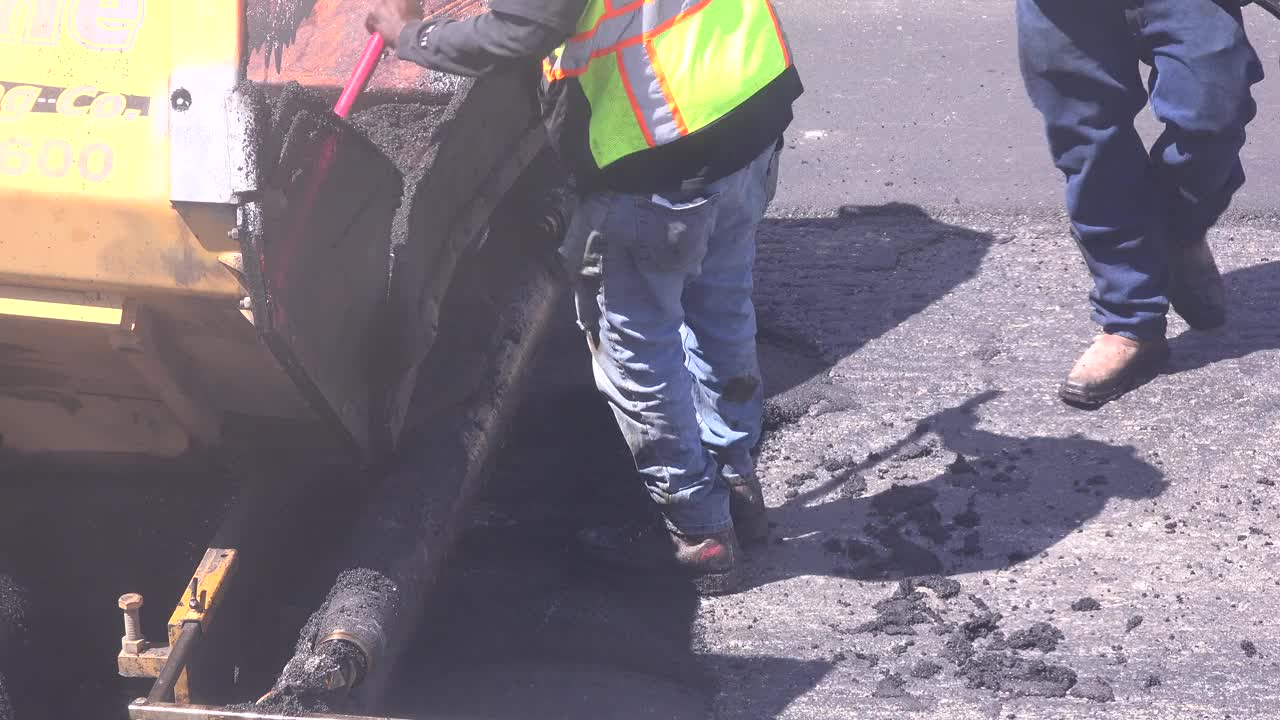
left=0, top=1, right=242, bottom=296
left=0, top=283, right=123, bottom=323
left=115, top=548, right=240, bottom=697
left=164, top=548, right=240, bottom=703
left=0, top=393, right=190, bottom=455
left=118, top=645, right=171, bottom=680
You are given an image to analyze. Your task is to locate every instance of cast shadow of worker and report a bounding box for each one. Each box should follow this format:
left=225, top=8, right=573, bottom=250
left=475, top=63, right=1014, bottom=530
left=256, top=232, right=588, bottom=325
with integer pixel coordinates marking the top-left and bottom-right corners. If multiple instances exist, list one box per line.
left=748, top=390, right=1167, bottom=589
left=385, top=382, right=832, bottom=720
left=752, top=202, right=997, bottom=404
left=1164, top=259, right=1280, bottom=375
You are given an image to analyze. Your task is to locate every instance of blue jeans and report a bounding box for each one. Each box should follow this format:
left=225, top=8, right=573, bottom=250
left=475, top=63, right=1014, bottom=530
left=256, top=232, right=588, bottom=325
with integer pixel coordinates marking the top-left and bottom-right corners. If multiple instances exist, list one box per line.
left=1017, top=0, right=1263, bottom=340
left=560, top=145, right=778, bottom=535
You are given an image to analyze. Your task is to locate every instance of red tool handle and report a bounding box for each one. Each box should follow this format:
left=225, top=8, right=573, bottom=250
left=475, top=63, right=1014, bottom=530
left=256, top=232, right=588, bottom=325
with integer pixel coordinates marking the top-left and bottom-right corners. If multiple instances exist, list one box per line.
left=334, top=34, right=385, bottom=119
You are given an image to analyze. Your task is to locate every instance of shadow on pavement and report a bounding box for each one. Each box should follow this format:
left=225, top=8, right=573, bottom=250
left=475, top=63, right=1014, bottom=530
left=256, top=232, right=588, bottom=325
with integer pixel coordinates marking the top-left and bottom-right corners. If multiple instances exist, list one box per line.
left=754, top=390, right=1167, bottom=587
left=1166, top=259, right=1280, bottom=374
left=753, top=203, right=995, bottom=425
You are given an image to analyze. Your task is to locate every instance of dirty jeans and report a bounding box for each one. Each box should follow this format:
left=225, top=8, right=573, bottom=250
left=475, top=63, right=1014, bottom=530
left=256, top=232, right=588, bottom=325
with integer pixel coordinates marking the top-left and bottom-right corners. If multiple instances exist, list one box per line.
left=1016, top=0, right=1263, bottom=339
left=560, top=145, right=778, bottom=536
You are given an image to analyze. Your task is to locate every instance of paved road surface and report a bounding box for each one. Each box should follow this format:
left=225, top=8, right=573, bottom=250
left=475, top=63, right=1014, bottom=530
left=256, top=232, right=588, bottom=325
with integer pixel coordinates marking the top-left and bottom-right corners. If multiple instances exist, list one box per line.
left=773, top=0, right=1280, bottom=216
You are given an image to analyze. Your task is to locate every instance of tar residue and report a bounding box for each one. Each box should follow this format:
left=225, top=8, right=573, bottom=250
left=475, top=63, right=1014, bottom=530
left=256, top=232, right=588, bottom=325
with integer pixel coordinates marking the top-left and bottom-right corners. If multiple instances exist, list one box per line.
left=252, top=567, right=396, bottom=714
left=960, top=653, right=1077, bottom=697
left=849, top=580, right=1089, bottom=701
left=1007, top=622, right=1065, bottom=652
left=857, top=583, right=943, bottom=636
left=246, top=0, right=319, bottom=72
left=350, top=103, right=447, bottom=179
left=1071, top=597, right=1102, bottom=612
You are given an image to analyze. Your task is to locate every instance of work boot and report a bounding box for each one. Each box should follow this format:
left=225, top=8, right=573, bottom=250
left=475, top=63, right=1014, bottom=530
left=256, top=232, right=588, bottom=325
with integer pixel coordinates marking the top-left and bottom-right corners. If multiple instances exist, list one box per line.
left=1169, top=237, right=1227, bottom=330
left=577, top=522, right=741, bottom=595
left=1059, top=334, right=1170, bottom=408
left=726, top=472, right=770, bottom=546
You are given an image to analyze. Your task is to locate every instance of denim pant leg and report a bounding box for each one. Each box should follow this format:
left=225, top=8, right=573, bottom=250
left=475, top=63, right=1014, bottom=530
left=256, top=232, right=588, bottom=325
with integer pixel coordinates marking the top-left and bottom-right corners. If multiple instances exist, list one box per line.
left=680, top=147, right=775, bottom=484
left=1140, top=0, right=1263, bottom=247
left=561, top=191, right=731, bottom=536
left=1017, top=0, right=1169, bottom=340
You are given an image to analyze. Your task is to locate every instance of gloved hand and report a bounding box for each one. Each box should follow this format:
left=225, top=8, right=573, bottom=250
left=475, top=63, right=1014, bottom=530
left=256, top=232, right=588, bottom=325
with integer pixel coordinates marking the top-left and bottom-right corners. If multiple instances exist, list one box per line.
left=366, top=0, right=425, bottom=49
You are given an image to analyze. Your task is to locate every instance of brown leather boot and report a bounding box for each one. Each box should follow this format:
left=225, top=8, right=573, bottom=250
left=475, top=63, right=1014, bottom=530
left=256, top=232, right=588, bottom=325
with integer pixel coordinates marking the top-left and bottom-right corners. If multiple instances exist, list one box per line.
left=726, top=472, right=770, bottom=546
left=578, top=522, right=742, bottom=595
left=1169, top=237, right=1226, bottom=330
left=1059, top=334, right=1170, bottom=408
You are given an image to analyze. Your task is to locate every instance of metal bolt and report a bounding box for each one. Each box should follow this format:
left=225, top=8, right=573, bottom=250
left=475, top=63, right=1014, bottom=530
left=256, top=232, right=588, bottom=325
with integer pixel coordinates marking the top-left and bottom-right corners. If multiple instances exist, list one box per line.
left=239, top=296, right=252, bottom=310
left=188, top=578, right=201, bottom=610
left=119, top=593, right=144, bottom=642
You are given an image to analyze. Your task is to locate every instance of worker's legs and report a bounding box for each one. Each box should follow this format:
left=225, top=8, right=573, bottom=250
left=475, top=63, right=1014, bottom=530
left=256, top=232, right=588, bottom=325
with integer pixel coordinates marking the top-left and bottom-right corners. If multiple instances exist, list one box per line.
left=1017, top=0, right=1167, bottom=340
left=562, top=189, right=729, bottom=537
left=680, top=145, right=776, bottom=543
left=1139, top=0, right=1262, bottom=247
left=681, top=146, right=775, bottom=485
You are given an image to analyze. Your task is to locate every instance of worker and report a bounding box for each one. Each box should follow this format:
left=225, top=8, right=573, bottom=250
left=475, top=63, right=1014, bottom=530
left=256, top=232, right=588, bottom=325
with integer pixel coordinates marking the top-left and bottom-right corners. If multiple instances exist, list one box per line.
left=367, top=0, right=803, bottom=594
left=1016, top=0, right=1264, bottom=407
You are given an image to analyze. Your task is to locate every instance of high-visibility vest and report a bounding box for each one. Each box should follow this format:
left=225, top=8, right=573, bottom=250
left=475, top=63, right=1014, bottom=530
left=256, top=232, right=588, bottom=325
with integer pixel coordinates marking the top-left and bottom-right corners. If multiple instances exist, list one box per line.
left=543, top=0, right=794, bottom=172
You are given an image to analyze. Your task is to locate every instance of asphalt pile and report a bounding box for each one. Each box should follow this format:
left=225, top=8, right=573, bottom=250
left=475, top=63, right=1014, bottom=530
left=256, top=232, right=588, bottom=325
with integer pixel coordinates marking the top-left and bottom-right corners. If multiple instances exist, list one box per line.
left=851, top=579, right=1114, bottom=702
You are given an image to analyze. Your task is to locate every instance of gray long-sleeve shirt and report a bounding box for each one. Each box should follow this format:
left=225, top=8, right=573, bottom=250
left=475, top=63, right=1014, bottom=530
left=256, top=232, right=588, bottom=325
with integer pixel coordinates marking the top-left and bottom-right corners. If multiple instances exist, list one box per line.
left=395, top=0, right=588, bottom=77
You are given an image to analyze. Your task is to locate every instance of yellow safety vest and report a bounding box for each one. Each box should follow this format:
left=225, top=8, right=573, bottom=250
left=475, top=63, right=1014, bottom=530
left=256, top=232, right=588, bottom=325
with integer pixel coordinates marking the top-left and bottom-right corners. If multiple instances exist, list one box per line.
left=543, top=0, right=795, bottom=171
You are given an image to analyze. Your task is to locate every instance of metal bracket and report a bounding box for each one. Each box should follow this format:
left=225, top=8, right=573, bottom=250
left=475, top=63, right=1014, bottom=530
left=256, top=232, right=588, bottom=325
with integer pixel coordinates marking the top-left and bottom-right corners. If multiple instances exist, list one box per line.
left=169, top=68, right=257, bottom=203
left=117, top=549, right=240, bottom=704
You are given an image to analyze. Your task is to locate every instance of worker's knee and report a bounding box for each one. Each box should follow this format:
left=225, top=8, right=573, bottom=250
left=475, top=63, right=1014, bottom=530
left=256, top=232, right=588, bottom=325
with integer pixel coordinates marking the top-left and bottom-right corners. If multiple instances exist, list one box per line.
left=1149, top=12, right=1262, bottom=138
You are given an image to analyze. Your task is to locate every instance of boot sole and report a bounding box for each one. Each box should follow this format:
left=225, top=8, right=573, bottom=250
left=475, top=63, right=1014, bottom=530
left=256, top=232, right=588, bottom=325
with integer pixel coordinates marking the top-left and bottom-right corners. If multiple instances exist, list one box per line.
left=1058, top=345, right=1170, bottom=409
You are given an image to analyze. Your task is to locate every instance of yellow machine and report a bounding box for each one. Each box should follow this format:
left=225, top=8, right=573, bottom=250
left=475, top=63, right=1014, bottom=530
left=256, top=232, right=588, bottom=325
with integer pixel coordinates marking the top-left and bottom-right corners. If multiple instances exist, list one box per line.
left=0, top=1, right=557, bottom=717
left=0, top=2, right=313, bottom=457
left=0, top=0, right=542, bottom=458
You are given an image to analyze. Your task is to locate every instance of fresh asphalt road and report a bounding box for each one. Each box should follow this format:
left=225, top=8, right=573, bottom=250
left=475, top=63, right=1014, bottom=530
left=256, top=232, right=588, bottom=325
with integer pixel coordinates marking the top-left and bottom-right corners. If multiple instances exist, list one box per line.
left=771, top=0, right=1280, bottom=216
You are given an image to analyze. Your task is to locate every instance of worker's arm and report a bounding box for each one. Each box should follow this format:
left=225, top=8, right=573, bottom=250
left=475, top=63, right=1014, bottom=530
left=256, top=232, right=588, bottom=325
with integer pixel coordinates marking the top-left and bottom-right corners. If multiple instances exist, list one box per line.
left=367, top=0, right=587, bottom=78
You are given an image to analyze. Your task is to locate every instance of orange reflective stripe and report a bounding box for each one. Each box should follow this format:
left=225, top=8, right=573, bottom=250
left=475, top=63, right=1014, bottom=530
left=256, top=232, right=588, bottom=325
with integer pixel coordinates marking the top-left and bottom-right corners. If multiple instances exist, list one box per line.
left=765, top=0, right=792, bottom=67
left=615, top=51, right=657, bottom=148
left=644, top=37, right=689, bottom=136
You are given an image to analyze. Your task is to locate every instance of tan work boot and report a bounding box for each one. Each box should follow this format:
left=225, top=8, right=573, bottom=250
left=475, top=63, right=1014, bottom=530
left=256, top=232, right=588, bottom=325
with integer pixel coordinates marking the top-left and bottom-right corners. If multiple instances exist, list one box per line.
left=1058, top=334, right=1170, bottom=408
left=1169, top=237, right=1226, bottom=330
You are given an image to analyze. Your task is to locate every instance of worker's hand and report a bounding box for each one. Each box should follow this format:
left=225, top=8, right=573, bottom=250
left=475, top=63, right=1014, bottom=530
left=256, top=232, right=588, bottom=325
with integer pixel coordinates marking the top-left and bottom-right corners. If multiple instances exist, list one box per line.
left=366, top=0, right=424, bottom=49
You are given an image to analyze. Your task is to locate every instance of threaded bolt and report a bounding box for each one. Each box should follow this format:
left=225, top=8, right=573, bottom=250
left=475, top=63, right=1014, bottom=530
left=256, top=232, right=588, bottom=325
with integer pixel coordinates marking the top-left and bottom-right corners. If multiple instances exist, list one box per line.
left=119, top=593, right=144, bottom=642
